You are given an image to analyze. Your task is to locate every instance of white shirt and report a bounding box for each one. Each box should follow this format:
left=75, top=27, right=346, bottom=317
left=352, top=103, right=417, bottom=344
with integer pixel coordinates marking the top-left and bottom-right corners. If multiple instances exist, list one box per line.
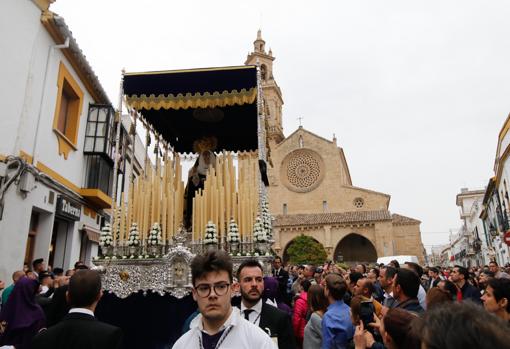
left=418, top=285, right=427, bottom=310
left=240, top=299, right=263, bottom=326
left=69, top=308, right=95, bottom=317
left=172, top=307, right=276, bottom=349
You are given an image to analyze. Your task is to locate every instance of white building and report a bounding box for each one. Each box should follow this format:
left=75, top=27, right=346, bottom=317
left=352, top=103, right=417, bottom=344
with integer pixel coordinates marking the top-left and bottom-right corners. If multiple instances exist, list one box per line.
left=455, top=188, right=488, bottom=266
left=429, top=244, right=449, bottom=267
left=480, top=114, right=510, bottom=266
left=0, top=0, right=135, bottom=281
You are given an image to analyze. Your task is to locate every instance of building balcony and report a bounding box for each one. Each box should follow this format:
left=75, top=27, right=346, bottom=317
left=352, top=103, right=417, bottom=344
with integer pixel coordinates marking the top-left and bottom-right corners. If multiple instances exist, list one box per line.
left=79, top=188, right=111, bottom=209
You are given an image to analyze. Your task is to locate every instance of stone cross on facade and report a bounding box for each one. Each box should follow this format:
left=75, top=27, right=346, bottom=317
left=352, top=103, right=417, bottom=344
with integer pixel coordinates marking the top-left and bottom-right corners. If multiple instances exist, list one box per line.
left=297, top=116, right=304, bottom=127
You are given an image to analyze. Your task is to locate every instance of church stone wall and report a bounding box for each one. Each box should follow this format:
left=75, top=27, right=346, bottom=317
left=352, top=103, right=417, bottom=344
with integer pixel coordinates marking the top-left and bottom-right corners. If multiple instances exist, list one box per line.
left=247, top=31, right=425, bottom=265
left=392, top=224, right=425, bottom=264
left=269, top=129, right=352, bottom=215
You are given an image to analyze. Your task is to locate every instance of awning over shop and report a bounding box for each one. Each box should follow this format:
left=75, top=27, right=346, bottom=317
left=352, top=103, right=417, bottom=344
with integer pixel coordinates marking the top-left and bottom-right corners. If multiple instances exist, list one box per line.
left=82, top=224, right=101, bottom=243
left=123, top=66, right=259, bottom=153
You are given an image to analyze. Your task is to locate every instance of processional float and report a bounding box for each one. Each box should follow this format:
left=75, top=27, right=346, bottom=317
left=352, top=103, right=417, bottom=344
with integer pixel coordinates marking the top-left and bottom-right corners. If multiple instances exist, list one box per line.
left=93, top=65, right=274, bottom=298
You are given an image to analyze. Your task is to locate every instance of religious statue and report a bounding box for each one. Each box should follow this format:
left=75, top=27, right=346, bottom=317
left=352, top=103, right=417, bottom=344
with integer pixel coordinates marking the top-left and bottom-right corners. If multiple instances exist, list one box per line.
left=184, top=137, right=217, bottom=229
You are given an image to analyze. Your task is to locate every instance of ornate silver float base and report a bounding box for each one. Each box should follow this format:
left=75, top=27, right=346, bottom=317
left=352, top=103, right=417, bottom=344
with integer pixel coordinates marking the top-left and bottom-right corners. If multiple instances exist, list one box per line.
left=93, top=244, right=194, bottom=299
left=93, top=246, right=274, bottom=299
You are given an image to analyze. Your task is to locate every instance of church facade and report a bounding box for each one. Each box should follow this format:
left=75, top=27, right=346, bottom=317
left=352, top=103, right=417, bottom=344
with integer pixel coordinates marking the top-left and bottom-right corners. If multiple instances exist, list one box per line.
left=245, top=31, right=425, bottom=264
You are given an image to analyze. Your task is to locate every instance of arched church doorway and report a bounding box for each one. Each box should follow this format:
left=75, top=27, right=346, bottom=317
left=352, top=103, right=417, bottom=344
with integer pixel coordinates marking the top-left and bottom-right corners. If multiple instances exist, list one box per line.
left=334, top=233, right=377, bottom=263
left=282, top=236, right=322, bottom=264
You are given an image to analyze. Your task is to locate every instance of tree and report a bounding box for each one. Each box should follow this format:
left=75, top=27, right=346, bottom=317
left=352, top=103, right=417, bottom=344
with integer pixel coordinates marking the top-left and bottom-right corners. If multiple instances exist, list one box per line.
left=286, top=234, right=327, bottom=265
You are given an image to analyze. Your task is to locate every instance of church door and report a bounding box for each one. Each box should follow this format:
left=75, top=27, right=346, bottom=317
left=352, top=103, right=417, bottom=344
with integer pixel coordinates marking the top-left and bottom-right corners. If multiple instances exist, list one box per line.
left=334, top=233, right=377, bottom=263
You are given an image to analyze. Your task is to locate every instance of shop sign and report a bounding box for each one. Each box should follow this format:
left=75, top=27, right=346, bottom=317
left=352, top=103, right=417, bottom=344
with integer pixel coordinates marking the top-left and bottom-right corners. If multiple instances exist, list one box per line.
left=56, top=196, right=81, bottom=221
left=504, top=231, right=510, bottom=246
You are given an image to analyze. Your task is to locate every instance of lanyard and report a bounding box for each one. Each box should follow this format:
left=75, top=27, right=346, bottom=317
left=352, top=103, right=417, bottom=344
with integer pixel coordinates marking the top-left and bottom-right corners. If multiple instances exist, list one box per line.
left=198, top=325, right=233, bottom=349
left=251, top=312, right=261, bottom=325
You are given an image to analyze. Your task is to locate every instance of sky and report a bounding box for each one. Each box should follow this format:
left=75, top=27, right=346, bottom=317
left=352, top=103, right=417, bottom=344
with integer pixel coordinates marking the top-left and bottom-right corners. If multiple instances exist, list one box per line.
left=51, top=0, right=510, bottom=252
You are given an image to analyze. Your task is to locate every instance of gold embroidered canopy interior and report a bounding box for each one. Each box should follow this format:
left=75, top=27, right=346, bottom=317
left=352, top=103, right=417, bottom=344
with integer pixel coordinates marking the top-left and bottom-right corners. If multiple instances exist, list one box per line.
left=123, top=66, right=259, bottom=153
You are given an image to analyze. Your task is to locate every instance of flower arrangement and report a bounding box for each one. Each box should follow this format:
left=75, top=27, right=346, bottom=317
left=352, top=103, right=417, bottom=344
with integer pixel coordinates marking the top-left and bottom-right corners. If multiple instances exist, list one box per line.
left=204, top=221, right=218, bottom=245
left=261, top=200, right=272, bottom=239
left=148, top=223, right=162, bottom=246
left=227, top=219, right=240, bottom=243
left=99, top=223, right=113, bottom=247
left=253, top=216, right=267, bottom=242
left=127, top=223, right=140, bottom=246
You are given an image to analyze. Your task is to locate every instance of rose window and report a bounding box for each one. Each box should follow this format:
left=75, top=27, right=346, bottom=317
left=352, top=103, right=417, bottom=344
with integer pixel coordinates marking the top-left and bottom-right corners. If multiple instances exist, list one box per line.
left=353, top=198, right=364, bottom=208
left=281, top=149, right=324, bottom=193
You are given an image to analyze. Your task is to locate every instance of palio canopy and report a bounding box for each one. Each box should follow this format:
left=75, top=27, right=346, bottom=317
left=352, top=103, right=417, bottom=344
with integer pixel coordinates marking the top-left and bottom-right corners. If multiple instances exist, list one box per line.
left=123, top=65, right=258, bottom=153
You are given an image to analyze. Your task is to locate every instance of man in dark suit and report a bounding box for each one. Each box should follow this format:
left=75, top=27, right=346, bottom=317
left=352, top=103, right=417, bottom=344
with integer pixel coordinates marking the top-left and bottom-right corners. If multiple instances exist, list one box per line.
left=272, top=256, right=290, bottom=303
left=238, top=259, right=296, bottom=349
left=427, top=267, right=441, bottom=290
left=32, top=269, right=122, bottom=349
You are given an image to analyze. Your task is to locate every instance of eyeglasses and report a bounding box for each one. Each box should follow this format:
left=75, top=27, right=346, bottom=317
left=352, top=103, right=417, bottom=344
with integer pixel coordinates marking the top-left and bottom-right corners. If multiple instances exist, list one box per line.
left=194, top=282, right=230, bottom=298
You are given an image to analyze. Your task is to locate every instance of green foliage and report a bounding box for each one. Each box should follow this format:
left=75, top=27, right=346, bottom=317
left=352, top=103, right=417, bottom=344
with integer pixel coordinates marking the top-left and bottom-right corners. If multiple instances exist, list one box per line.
left=286, top=234, right=327, bottom=265
left=335, top=262, right=350, bottom=271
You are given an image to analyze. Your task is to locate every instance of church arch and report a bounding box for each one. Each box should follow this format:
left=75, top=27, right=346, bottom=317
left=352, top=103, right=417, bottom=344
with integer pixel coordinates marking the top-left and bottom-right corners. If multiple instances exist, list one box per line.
left=282, top=235, right=322, bottom=264
left=333, top=233, right=377, bottom=264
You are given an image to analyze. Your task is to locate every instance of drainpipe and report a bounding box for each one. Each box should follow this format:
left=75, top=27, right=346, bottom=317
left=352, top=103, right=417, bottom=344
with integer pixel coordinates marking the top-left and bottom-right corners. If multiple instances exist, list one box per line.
left=31, top=37, right=70, bottom=165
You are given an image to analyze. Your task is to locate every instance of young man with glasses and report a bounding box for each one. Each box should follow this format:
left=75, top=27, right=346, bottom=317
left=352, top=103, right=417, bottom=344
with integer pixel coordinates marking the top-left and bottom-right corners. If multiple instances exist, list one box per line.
left=172, top=251, right=276, bottom=349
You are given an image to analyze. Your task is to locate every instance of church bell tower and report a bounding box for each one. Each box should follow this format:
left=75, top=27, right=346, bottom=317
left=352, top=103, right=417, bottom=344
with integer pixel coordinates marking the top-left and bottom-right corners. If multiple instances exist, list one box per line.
left=245, top=30, right=285, bottom=144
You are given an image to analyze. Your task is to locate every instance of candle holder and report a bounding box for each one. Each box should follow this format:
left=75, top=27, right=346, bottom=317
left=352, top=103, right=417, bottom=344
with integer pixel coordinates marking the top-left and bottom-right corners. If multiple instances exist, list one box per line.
left=101, top=245, right=113, bottom=257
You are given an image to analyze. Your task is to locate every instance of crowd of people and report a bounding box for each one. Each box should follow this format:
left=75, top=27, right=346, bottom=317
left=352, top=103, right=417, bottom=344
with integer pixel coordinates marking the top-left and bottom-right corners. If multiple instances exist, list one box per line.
left=176, top=254, right=510, bottom=349
left=0, top=258, right=121, bottom=349
left=1, top=254, right=510, bottom=349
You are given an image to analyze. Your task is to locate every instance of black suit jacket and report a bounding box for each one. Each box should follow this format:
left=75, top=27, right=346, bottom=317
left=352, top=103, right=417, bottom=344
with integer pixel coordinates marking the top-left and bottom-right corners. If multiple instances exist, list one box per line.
left=272, top=268, right=290, bottom=298
left=259, top=302, right=296, bottom=349
left=32, top=312, right=123, bottom=349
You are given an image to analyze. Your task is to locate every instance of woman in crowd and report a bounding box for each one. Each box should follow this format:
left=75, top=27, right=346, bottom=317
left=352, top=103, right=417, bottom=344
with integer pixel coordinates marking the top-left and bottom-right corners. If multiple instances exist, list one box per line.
left=303, top=284, right=328, bottom=349
left=0, top=277, right=46, bottom=349
left=481, top=277, right=510, bottom=322
left=425, top=287, right=452, bottom=309
left=292, top=279, right=311, bottom=348
left=437, top=279, right=458, bottom=301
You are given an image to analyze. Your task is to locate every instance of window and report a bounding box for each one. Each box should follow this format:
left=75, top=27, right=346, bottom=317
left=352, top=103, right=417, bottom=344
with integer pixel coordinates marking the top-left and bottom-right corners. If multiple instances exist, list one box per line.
left=353, top=197, right=364, bottom=208
left=323, top=200, right=328, bottom=212
left=84, top=155, right=113, bottom=195
left=283, top=203, right=288, bottom=215
left=52, top=62, right=84, bottom=159
left=261, top=64, right=267, bottom=80
left=84, top=104, right=115, bottom=159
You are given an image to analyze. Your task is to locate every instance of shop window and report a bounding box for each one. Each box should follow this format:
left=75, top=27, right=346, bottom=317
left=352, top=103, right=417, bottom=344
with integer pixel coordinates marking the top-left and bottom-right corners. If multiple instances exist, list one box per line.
left=52, top=62, right=84, bottom=159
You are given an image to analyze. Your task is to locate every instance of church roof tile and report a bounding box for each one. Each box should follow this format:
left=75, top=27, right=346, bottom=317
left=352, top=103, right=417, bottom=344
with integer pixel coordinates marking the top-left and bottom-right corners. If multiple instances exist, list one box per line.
left=391, top=213, right=421, bottom=225
left=273, top=210, right=392, bottom=227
